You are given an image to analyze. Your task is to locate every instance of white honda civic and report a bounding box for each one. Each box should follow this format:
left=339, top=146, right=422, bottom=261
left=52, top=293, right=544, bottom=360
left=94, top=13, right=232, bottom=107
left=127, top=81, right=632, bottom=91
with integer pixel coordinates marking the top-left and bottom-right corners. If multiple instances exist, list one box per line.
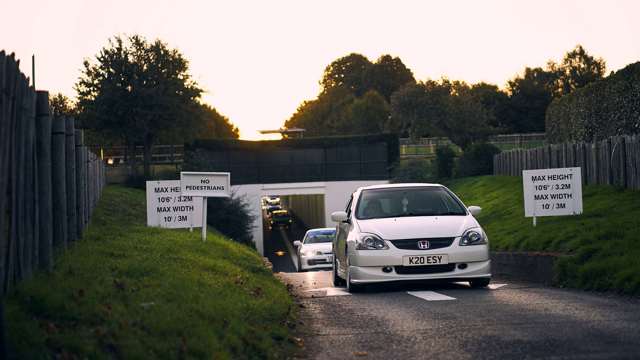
left=294, top=228, right=335, bottom=272
left=331, top=183, right=491, bottom=292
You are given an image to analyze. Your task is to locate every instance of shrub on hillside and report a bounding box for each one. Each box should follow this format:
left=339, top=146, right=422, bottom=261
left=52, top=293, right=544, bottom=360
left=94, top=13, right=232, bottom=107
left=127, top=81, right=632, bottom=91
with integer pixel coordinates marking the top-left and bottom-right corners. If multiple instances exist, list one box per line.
left=435, top=146, right=456, bottom=179
left=455, top=143, right=501, bottom=177
left=207, top=194, right=255, bottom=247
left=546, top=61, right=640, bottom=143
left=391, top=159, right=436, bottom=183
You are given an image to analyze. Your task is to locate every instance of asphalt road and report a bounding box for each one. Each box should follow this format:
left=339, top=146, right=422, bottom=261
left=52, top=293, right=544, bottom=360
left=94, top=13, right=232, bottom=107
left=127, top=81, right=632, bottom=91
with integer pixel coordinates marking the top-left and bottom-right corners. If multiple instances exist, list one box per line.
left=263, top=208, right=308, bottom=273
left=279, top=271, right=640, bottom=360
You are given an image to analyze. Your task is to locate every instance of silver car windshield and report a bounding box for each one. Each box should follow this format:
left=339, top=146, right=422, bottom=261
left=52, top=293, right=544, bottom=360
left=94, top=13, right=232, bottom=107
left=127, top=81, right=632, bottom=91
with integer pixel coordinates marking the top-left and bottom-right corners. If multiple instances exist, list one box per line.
left=355, top=187, right=467, bottom=220
left=304, top=230, right=335, bottom=244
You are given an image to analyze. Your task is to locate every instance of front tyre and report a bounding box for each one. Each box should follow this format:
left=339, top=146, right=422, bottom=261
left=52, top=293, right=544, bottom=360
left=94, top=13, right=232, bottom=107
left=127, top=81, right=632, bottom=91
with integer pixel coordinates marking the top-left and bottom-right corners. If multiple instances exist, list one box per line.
left=345, top=260, right=363, bottom=293
left=469, top=277, right=491, bottom=288
left=332, top=257, right=346, bottom=287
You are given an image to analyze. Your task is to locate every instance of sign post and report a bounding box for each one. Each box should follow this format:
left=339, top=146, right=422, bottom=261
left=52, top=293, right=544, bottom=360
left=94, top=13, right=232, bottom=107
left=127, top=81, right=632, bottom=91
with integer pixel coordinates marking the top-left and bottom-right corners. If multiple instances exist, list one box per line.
left=522, top=167, right=583, bottom=226
left=180, top=172, right=231, bottom=241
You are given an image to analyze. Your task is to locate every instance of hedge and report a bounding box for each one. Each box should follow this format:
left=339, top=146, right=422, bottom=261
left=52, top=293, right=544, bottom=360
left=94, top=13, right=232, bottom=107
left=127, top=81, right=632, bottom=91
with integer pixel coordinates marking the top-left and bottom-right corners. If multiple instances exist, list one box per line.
left=546, top=62, right=640, bottom=143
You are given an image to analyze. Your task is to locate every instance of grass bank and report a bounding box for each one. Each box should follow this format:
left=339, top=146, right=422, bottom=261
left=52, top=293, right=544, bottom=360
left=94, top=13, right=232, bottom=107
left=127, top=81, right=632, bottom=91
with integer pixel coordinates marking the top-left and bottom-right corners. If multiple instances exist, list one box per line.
left=448, top=176, right=640, bottom=295
left=6, top=186, right=295, bottom=359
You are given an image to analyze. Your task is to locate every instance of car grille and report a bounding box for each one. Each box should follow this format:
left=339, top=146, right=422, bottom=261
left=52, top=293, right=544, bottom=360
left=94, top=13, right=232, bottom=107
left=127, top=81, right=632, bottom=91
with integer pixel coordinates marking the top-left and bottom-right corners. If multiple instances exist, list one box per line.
left=308, top=259, right=331, bottom=266
left=394, top=264, right=456, bottom=275
left=390, top=237, right=455, bottom=250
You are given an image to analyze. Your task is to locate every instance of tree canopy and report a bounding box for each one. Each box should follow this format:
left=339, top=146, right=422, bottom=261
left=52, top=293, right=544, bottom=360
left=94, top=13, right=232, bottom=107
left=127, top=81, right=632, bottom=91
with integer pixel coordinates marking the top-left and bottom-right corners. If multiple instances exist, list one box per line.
left=75, top=34, right=237, bottom=176
left=286, top=45, right=608, bottom=142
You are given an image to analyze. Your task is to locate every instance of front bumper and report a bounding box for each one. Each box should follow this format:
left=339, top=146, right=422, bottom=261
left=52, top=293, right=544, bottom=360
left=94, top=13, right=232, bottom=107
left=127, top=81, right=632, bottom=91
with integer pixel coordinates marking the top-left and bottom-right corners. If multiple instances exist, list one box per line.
left=300, top=255, right=333, bottom=270
left=349, top=260, right=491, bottom=283
left=347, top=243, right=491, bottom=283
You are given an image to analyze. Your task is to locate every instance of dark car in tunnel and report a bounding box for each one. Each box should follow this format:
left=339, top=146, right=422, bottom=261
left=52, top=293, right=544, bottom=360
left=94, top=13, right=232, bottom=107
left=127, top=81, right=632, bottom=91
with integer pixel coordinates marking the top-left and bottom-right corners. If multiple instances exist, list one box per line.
left=269, top=210, right=293, bottom=230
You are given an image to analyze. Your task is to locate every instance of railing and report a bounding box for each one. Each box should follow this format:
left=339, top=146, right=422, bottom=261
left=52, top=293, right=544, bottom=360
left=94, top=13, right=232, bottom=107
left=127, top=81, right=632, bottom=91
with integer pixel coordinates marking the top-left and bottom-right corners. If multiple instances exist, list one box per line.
left=399, top=133, right=547, bottom=159
left=88, top=145, right=184, bottom=166
left=493, top=134, right=640, bottom=190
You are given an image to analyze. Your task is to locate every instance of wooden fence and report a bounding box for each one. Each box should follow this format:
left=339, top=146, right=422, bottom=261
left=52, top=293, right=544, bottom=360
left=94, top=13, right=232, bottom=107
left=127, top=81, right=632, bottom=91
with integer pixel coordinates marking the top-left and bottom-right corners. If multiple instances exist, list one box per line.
left=0, top=51, right=106, bottom=297
left=493, top=135, right=640, bottom=190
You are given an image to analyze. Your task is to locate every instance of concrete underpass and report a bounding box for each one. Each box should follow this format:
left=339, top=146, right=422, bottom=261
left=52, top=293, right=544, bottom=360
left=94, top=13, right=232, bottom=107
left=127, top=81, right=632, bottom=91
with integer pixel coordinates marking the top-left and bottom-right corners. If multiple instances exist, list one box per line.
left=262, top=194, right=327, bottom=273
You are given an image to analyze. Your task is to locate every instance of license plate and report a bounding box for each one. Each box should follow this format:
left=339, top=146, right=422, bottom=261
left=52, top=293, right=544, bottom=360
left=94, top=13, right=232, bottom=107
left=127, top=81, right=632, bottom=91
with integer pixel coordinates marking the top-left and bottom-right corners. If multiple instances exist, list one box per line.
left=403, top=254, right=448, bottom=266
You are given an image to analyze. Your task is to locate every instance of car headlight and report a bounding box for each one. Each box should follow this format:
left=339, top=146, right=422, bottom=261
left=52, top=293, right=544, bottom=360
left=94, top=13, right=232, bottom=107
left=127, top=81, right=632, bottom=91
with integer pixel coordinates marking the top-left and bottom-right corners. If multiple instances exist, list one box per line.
left=356, top=233, right=389, bottom=250
left=459, top=228, right=487, bottom=246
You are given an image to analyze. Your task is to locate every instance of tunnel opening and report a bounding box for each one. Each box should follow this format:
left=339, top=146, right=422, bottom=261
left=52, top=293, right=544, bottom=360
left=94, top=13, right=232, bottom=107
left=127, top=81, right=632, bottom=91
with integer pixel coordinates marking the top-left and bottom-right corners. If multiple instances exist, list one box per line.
left=261, top=193, right=327, bottom=273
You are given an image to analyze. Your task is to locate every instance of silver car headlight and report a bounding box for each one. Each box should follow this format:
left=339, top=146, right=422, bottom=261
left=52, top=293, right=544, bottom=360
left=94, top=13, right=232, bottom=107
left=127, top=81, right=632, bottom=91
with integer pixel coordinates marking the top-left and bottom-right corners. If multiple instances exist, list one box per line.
left=459, top=228, right=487, bottom=246
left=356, top=233, right=389, bottom=250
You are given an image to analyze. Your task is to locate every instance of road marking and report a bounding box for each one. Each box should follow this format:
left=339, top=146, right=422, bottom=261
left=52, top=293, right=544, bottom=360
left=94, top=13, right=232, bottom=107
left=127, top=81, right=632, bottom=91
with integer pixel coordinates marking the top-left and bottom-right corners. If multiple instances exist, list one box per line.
left=488, top=283, right=507, bottom=290
left=305, top=287, right=351, bottom=297
left=407, top=291, right=456, bottom=301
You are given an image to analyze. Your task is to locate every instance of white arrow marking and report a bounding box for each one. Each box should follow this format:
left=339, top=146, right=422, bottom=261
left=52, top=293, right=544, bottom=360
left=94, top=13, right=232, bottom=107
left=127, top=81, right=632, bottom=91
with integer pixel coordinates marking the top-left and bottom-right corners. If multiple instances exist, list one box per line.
left=488, top=283, right=507, bottom=290
left=407, top=291, right=456, bottom=301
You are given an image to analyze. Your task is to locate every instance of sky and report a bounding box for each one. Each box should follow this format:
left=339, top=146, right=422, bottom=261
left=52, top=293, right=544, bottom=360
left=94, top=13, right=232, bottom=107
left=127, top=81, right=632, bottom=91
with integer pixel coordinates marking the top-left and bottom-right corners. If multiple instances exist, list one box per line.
left=2, top=0, right=639, bottom=140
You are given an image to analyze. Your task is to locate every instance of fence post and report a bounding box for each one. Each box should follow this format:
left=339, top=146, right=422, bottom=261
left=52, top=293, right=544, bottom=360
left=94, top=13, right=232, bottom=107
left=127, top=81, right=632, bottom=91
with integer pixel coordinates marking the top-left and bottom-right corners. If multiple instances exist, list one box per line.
left=12, top=77, right=28, bottom=284
left=65, top=117, right=77, bottom=243
left=52, top=116, right=67, bottom=249
left=35, top=91, right=53, bottom=271
left=75, top=130, right=85, bottom=238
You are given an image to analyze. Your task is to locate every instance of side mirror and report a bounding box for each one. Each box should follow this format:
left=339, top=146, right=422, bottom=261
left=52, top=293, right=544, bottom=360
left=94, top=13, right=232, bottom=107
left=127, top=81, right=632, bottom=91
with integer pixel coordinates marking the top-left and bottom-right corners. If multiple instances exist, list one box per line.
left=331, top=211, right=349, bottom=223
left=293, top=240, right=302, bottom=247
left=468, top=206, right=482, bottom=216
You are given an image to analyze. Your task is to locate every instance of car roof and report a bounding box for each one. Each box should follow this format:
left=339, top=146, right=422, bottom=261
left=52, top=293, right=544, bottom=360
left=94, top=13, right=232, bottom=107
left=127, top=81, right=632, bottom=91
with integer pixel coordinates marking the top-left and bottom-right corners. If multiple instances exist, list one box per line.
left=357, top=183, right=444, bottom=191
left=272, top=210, right=288, bottom=214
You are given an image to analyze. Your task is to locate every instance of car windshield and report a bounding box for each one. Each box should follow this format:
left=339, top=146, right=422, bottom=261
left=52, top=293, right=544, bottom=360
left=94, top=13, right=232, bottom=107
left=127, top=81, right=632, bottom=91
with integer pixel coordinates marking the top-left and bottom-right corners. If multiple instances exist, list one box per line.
left=304, top=230, right=335, bottom=244
left=355, top=187, right=467, bottom=220
left=273, top=213, right=289, bottom=220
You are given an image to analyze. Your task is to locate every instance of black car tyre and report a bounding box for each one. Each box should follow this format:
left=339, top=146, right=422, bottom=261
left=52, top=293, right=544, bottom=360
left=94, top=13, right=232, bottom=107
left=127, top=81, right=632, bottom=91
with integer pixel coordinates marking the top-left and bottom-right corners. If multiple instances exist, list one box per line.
left=332, top=257, right=346, bottom=287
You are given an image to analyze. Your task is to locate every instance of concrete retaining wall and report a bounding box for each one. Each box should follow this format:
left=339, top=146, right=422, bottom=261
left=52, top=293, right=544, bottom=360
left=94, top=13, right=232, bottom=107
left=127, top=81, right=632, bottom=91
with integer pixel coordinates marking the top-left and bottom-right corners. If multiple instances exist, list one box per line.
left=491, top=251, right=563, bottom=285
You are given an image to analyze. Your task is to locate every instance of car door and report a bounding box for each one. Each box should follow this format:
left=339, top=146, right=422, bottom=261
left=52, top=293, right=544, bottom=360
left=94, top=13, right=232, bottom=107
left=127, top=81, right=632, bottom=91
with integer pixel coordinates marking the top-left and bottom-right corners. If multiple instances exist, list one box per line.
left=335, top=194, right=353, bottom=274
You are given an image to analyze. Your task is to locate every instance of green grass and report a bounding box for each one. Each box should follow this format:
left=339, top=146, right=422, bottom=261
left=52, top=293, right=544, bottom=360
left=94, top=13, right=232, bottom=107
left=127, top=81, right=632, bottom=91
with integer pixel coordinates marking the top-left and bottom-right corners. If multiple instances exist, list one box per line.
left=6, top=186, right=295, bottom=359
left=448, top=176, right=640, bottom=295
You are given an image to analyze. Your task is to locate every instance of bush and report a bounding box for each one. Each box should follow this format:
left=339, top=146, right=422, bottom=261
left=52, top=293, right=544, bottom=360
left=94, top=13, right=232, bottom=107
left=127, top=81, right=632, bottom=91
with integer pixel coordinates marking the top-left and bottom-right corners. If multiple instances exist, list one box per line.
left=546, top=61, right=640, bottom=142
left=435, top=146, right=456, bottom=179
left=455, top=143, right=501, bottom=177
left=391, top=159, right=436, bottom=183
left=207, top=193, right=255, bottom=246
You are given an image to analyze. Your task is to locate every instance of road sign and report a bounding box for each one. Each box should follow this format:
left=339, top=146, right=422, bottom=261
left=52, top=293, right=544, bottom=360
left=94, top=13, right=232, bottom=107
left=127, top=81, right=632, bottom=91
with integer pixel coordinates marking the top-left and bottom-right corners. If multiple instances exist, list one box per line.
left=180, top=172, right=231, bottom=197
left=146, top=180, right=203, bottom=228
left=522, top=167, right=583, bottom=225
left=180, top=172, right=231, bottom=241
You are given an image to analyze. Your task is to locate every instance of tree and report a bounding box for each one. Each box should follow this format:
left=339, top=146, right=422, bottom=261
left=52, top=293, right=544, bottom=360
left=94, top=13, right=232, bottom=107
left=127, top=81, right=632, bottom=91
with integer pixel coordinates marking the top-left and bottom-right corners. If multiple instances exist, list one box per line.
left=469, top=83, right=511, bottom=132
left=284, top=86, right=356, bottom=136
left=161, top=103, right=239, bottom=143
left=320, top=53, right=373, bottom=96
left=49, top=93, right=77, bottom=117
left=391, top=79, right=495, bottom=148
left=506, top=67, right=557, bottom=133
left=343, top=90, right=390, bottom=134
left=555, top=45, right=606, bottom=96
left=365, top=55, right=415, bottom=101
left=76, top=35, right=203, bottom=178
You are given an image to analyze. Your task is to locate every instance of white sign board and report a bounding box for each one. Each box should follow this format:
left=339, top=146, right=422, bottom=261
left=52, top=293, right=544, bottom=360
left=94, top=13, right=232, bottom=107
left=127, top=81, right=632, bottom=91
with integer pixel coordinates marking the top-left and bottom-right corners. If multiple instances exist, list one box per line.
left=146, top=180, right=203, bottom=228
left=180, top=172, right=231, bottom=198
left=523, top=167, right=583, bottom=218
